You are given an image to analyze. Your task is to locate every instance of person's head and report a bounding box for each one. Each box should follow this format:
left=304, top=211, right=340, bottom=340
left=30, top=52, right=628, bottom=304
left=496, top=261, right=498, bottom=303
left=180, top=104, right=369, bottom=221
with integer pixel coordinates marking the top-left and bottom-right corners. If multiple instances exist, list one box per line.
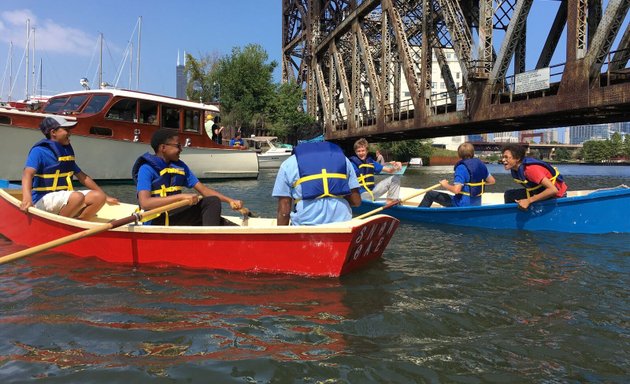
left=206, top=114, right=214, bottom=121
left=457, top=142, right=475, bottom=159
left=151, top=129, right=182, bottom=161
left=376, top=149, right=382, bottom=156
left=235, top=131, right=242, bottom=138
left=40, top=116, right=77, bottom=142
left=501, top=144, right=526, bottom=171
left=353, top=138, right=369, bottom=160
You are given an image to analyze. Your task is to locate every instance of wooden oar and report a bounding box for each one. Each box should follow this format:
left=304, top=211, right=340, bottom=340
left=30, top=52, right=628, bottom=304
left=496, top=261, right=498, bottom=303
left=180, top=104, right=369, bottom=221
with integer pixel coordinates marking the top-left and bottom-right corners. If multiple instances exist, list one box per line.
left=0, top=198, right=194, bottom=265
left=355, top=183, right=441, bottom=220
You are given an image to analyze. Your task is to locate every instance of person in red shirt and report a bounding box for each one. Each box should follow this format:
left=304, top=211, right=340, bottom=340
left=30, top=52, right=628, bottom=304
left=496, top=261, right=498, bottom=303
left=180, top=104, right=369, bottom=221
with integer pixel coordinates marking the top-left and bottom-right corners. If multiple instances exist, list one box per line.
left=501, top=144, right=568, bottom=210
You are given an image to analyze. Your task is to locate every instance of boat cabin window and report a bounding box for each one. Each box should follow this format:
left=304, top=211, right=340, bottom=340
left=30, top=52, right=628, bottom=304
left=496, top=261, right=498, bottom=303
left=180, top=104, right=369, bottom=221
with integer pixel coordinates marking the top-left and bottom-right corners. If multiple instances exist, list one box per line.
left=81, top=95, right=109, bottom=114
left=0, top=115, right=10, bottom=125
left=162, top=105, right=180, bottom=129
left=61, top=95, right=89, bottom=113
left=43, top=97, right=70, bottom=113
left=106, top=98, right=137, bottom=122
left=139, top=101, right=158, bottom=125
left=183, top=109, right=201, bottom=133
left=89, top=126, right=113, bottom=136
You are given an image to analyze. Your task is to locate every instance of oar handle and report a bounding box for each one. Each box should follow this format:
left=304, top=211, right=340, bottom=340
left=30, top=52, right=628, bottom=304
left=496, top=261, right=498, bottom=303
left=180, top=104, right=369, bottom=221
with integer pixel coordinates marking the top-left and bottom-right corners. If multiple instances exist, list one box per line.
left=0, top=198, right=194, bottom=265
left=355, top=183, right=441, bottom=220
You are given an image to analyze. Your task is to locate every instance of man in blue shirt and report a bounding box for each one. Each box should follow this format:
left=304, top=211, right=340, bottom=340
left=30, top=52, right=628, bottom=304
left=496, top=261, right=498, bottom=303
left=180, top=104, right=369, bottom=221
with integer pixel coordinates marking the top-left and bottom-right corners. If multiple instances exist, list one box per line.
left=133, top=129, right=243, bottom=225
left=272, top=141, right=361, bottom=226
left=229, top=131, right=245, bottom=148
left=20, top=116, right=118, bottom=219
left=419, top=142, right=495, bottom=207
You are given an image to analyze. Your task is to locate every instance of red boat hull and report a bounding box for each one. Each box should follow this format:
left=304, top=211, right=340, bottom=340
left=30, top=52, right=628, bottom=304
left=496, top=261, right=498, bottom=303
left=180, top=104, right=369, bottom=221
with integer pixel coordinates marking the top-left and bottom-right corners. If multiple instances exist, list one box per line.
left=0, top=191, right=399, bottom=277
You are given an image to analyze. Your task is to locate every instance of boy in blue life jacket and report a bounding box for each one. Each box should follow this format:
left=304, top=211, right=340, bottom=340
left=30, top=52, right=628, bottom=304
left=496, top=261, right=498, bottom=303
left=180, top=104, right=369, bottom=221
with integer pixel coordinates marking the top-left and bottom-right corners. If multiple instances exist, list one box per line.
left=418, top=142, right=496, bottom=207
left=272, top=141, right=361, bottom=226
left=20, top=116, right=119, bottom=219
left=349, top=138, right=402, bottom=204
left=132, top=129, right=243, bottom=226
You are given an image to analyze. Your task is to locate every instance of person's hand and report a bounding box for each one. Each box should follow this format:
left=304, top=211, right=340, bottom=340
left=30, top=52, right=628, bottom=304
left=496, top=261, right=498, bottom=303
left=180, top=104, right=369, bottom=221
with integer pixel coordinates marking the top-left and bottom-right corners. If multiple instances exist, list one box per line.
left=20, top=199, right=33, bottom=213
left=106, top=196, right=120, bottom=205
left=515, top=198, right=531, bottom=210
left=229, top=199, right=243, bottom=210
left=439, top=179, right=449, bottom=188
left=182, top=193, right=200, bottom=204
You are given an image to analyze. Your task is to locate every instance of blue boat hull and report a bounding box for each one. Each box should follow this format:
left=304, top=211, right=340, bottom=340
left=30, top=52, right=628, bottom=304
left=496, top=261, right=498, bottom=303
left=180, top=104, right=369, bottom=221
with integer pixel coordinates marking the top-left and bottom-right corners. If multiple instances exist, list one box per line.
left=353, top=187, right=630, bottom=234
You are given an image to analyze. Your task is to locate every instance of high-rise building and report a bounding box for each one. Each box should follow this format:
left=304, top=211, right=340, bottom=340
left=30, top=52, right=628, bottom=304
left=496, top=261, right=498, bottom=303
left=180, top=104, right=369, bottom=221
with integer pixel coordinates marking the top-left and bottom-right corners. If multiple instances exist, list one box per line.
left=568, top=123, right=627, bottom=144
left=176, top=51, right=186, bottom=100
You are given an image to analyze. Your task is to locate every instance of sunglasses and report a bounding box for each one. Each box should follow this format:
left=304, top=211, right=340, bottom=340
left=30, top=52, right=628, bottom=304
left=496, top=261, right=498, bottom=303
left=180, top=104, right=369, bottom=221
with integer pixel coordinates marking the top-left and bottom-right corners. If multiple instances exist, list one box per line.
left=163, top=143, right=183, bottom=150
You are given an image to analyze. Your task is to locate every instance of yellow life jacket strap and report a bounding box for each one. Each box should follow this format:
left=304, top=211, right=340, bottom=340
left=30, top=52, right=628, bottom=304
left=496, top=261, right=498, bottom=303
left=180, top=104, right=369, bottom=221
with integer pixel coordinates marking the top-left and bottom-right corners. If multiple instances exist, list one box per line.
left=32, top=170, right=75, bottom=192
left=459, top=180, right=486, bottom=197
left=151, top=185, right=183, bottom=197
left=293, top=170, right=348, bottom=199
left=159, top=167, right=186, bottom=176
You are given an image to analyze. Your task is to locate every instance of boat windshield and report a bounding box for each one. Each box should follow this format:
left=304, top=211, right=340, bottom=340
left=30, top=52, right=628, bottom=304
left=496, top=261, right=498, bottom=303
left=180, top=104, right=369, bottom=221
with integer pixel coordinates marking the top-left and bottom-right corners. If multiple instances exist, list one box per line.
left=81, top=95, right=110, bottom=114
left=43, top=95, right=88, bottom=114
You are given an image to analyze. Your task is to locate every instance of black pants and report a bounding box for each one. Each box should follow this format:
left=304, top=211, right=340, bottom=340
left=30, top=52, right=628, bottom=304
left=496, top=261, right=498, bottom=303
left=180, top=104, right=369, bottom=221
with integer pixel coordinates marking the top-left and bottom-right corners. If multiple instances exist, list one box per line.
left=151, top=196, right=222, bottom=226
left=503, top=188, right=530, bottom=203
left=419, top=191, right=453, bottom=207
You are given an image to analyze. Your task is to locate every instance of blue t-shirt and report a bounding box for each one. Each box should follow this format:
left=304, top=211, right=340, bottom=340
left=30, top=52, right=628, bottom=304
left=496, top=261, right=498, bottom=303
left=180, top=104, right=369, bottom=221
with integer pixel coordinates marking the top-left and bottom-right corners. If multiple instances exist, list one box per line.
left=272, top=155, right=360, bottom=226
left=135, top=162, right=199, bottom=193
left=451, top=163, right=490, bottom=207
left=25, top=146, right=82, bottom=203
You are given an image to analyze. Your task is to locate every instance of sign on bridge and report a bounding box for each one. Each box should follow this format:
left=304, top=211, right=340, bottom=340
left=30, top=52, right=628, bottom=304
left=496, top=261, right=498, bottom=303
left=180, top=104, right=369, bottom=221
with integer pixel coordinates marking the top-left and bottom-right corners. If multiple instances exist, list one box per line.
left=514, top=67, right=550, bottom=94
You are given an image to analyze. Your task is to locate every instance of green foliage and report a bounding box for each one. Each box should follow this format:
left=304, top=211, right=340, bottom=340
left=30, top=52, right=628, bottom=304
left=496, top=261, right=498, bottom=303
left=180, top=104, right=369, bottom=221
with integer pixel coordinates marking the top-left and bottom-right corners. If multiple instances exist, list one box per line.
left=624, top=135, right=630, bottom=158
left=213, top=44, right=277, bottom=132
left=184, top=53, right=220, bottom=103
left=376, top=140, right=433, bottom=162
left=610, top=132, right=623, bottom=157
left=582, top=140, right=612, bottom=162
left=268, top=81, right=315, bottom=141
left=553, top=147, right=572, bottom=161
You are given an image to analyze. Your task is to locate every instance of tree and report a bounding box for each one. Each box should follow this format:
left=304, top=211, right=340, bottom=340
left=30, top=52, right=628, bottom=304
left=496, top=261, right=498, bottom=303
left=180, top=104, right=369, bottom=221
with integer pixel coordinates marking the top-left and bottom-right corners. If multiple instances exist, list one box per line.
left=610, top=132, right=623, bottom=157
left=213, top=44, right=277, bottom=133
left=582, top=140, right=611, bottom=162
left=623, top=135, right=630, bottom=158
left=268, top=80, right=314, bottom=142
left=184, top=52, right=221, bottom=103
left=553, top=147, right=572, bottom=161
left=377, top=140, right=433, bottom=162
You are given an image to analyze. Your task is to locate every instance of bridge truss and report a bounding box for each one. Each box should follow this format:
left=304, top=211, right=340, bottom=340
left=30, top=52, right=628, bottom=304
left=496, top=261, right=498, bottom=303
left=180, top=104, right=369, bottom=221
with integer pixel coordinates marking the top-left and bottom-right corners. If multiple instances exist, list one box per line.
left=282, top=0, right=630, bottom=144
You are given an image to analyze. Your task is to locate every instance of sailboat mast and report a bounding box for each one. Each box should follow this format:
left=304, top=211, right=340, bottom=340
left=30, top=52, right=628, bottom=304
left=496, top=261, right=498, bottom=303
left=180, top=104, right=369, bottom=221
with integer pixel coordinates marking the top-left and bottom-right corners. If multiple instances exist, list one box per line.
left=98, top=33, right=103, bottom=88
left=136, top=16, right=142, bottom=90
left=25, top=19, right=30, bottom=100
left=8, top=41, right=13, bottom=101
left=32, top=27, right=36, bottom=98
left=39, top=58, right=43, bottom=97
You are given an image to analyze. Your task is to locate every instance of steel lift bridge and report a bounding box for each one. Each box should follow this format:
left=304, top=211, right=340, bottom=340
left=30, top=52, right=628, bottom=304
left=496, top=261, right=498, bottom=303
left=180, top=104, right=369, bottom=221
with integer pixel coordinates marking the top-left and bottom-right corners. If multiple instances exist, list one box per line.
left=282, top=0, right=630, bottom=145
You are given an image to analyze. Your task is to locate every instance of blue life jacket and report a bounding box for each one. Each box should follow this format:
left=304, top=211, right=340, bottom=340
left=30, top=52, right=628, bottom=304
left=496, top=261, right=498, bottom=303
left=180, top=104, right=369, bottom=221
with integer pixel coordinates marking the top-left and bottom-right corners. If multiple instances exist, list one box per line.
left=132, top=153, right=188, bottom=197
left=31, top=139, right=76, bottom=194
left=349, top=155, right=376, bottom=197
left=293, top=142, right=351, bottom=200
left=511, top=157, right=563, bottom=197
left=454, top=158, right=488, bottom=197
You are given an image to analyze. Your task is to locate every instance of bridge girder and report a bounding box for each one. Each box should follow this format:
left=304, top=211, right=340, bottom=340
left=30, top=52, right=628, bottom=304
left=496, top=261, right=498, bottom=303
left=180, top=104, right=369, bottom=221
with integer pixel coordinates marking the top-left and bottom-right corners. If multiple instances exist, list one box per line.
left=282, top=0, right=630, bottom=145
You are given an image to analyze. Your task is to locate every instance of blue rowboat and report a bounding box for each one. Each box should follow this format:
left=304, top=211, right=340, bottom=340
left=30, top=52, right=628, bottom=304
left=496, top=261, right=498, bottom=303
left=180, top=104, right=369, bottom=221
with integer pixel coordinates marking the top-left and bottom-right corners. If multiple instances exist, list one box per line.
left=353, top=186, right=630, bottom=234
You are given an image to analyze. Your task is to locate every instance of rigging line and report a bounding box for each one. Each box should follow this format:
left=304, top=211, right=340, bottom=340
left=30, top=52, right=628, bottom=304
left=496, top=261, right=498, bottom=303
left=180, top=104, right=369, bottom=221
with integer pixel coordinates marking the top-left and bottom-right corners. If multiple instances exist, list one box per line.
left=114, top=43, right=132, bottom=87
left=0, top=44, right=11, bottom=99
left=8, top=40, right=28, bottom=98
left=85, top=35, right=100, bottom=78
left=103, top=38, right=119, bottom=86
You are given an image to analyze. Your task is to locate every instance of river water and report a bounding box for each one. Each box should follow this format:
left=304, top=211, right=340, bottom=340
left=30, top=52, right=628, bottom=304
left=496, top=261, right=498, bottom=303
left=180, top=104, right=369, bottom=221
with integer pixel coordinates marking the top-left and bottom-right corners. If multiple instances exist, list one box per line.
left=1, top=165, right=629, bottom=383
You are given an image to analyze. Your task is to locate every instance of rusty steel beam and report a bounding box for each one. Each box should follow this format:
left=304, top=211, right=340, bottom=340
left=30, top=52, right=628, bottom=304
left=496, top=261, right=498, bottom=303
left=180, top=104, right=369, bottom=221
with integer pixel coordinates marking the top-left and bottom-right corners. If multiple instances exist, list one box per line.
left=282, top=0, right=630, bottom=144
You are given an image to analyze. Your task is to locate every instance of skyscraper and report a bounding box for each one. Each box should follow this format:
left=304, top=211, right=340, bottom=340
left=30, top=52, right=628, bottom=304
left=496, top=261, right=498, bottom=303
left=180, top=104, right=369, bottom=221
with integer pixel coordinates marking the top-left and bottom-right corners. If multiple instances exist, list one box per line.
left=176, top=51, right=186, bottom=100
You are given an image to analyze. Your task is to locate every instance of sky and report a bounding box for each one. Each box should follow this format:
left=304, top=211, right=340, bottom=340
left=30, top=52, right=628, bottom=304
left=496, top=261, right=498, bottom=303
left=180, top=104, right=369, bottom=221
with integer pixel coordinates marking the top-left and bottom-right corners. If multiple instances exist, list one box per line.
left=0, top=0, right=282, bottom=99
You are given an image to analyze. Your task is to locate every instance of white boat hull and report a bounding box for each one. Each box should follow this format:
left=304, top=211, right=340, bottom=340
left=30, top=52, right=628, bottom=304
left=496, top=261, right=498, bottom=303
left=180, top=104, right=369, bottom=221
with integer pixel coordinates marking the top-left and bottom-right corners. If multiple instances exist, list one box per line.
left=1, top=125, right=259, bottom=181
left=257, top=152, right=292, bottom=168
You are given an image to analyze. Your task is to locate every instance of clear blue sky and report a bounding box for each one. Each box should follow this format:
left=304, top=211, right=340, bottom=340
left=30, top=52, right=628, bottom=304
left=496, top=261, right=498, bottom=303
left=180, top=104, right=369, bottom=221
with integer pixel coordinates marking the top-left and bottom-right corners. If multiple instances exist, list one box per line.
left=0, top=1, right=282, bottom=99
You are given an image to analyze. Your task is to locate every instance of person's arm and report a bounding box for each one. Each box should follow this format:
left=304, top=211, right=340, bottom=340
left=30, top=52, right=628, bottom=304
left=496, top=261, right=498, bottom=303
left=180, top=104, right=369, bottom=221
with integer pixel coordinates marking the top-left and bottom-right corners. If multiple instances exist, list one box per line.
left=344, top=189, right=362, bottom=207
left=20, top=167, right=36, bottom=212
left=137, top=190, right=199, bottom=211
left=75, top=171, right=119, bottom=205
left=516, top=177, right=558, bottom=210
left=276, top=196, right=292, bottom=226
left=438, top=179, right=463, bottom=195
left=380, top=161, right=402, bottom=174
left=485, top=175, right=496, bottom=185
left=193, top=182, right=242, bottom=210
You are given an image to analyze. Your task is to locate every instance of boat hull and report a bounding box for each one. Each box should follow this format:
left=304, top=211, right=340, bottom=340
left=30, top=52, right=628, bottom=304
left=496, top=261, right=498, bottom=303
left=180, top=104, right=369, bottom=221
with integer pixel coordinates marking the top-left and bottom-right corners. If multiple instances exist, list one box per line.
left=353, top=187, right=630, bottom=234
left=0, top=189, right=399, bottom=277
left=257, top=152, right=292, bottom=169
left=1, top=123, right=258, bottom=181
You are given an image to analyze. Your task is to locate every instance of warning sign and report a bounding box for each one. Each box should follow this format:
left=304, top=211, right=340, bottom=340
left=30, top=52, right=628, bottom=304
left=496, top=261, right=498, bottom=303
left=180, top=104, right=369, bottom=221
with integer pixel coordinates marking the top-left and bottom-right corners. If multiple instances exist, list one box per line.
left=514, top=67, right=550, bottom=94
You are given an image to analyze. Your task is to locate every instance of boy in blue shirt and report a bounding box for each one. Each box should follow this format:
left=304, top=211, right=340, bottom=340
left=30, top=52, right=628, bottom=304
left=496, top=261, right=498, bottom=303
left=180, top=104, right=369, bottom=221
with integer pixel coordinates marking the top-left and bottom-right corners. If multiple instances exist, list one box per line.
left=132, top=130, right=243, bottom=225
left=419, top=142, right=495, bottom=207
left=20, top=116, right=118, bottom=219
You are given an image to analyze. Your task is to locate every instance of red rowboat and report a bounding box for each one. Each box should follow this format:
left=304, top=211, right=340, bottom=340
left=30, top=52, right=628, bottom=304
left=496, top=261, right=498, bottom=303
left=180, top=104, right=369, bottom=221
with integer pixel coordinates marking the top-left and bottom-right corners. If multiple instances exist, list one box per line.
left=0, top=189, right=399, bottom=277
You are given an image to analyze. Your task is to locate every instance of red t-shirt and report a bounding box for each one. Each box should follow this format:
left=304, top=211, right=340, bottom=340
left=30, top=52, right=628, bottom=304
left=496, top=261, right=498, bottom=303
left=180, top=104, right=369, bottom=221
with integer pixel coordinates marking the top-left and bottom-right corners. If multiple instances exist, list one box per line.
left=524, top=164, right=567, bottom=197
